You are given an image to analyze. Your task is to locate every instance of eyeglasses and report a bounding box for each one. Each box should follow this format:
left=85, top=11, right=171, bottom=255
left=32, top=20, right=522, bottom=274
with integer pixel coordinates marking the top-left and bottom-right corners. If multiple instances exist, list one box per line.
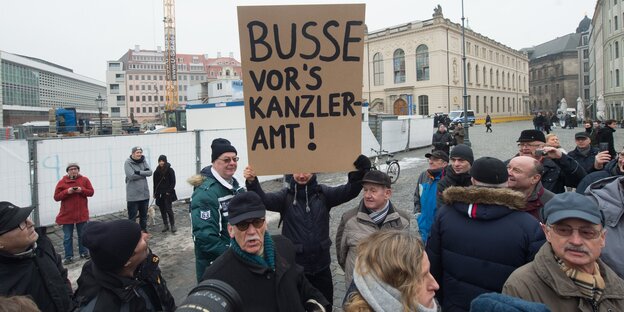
left=548, top=224, right=602, bottom=240
left=218, top=156, right=239, bottom=164
left=235, top=218, right=265, bottom=231
left=517, top=143, right=541, bottom=148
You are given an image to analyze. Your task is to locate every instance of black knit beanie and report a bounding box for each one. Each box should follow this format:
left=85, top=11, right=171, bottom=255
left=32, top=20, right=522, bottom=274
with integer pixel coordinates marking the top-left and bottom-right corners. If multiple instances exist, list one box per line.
left=211, top=138, right=237, bottom=162
left=470, top=157, right=508, bottom=185
left=158, top=155, right=168, bottom=163
left=450, top=144, right=474, bottom=165
left=82, top=220, right=142, bottom=272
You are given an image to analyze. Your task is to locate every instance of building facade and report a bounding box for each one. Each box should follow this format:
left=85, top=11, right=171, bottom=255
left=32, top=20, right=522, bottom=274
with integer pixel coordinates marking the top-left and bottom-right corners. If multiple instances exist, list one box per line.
left=0, top=51, right=106, bottom=127
left=589, top=0, right=624, bottom=120
left=578, top=16, right=592, bottom=108
left=362, top=7, right=530, bottom=118
left=106, top=45, right=242, bottom=123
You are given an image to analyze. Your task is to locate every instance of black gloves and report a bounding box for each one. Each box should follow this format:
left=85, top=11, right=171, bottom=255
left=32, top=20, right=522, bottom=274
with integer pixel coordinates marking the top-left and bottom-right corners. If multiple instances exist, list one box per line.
left=144, top=168, right=150, bottom=171
left=353, top=154, right=371, bottom=171
left=134, top=170, right=140, bottom=175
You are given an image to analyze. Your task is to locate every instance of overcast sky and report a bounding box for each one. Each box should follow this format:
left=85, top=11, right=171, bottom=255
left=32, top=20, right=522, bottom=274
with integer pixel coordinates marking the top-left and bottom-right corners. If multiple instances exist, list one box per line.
left=0, top=0, right=594, bottom=82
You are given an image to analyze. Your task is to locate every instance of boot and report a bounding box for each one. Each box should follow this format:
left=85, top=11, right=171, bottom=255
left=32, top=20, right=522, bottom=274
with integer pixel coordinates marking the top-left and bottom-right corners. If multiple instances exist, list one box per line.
left=171, top=224, right=177, bottom=233
left=162, top=224, right=170, bottom=232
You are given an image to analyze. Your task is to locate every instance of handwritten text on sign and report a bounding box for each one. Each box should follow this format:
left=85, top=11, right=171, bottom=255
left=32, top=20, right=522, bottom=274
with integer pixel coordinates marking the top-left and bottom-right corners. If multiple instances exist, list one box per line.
left=238, top=4, right=365, bottom=174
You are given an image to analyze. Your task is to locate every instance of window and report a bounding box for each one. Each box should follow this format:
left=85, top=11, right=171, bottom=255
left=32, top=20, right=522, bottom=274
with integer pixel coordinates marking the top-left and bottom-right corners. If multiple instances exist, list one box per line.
left=148, top=107, right=153, bottom=113
left=497, top=97, right=500, bottom=112
left=129, top=85, right=133, bottom=90
left=142, top=107, right=146, bottom=113
left=616, top=16, right=619, bottom=31
left=483, top=66, right=487, bottom=86
left=128, top=75, right=133, bottom=80
left=111, top=107, right=120, bottom=113
left=160, top=96, right=164, bottom=102
left=416, top=45, right=429, bottom=81
left=584, top=76, right=590, bottom=85
left=490, top=69, right=493, bottom=87
left=502, top=98, right=505, bottom=112
left=148, top=96, right=152, bottom=101
left=501, top=71, right=505, bottom=88
left=130, top=107, right=134, bottom=114
left=148, top=85, right=152, bottom=90
left=475, top=65, right=480, bottom=84
left=476, top=96, right=480, bottom=113
left=129, top=96, right=134, bottom=102
left=617, top=69, right=620, bottom=87
left=467, top=63, right=472, bottom=83
left=373, top=53, right=384, bottom=86
left=617, top=41, right=620, bottom=58
left=496, top=70, right=500, bottom=87
left=141, top=85, right=145, bottom=91
left=142, top=96, right=146, bottom=101
left=393, top=49, right=405, bottom=83
left=545, top=85, right=549, bottom=93
left=418, top=95, right=429, bottom=115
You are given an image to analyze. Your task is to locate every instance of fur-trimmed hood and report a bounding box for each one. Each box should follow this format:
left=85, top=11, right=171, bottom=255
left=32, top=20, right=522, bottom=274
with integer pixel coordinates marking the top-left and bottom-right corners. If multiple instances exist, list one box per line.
left=442, top=186, right=527, bottom=220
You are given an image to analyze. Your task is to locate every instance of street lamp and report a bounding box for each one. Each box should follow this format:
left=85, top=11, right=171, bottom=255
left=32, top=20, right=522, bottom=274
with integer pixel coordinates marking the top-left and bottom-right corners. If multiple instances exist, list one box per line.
left=95, top=93, right=104, bottom=135
left=460, top=0, right=471, bottom=147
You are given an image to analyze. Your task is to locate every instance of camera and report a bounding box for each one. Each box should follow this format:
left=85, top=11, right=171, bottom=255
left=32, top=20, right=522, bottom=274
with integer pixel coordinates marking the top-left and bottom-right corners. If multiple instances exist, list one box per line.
left=176, top=279, right=242, bottom=312
left=534, top=149, right=545, bottom=157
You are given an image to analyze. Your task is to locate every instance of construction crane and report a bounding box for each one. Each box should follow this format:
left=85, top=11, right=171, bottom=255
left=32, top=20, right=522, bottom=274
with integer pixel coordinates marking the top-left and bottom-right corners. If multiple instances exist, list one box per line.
left=162, top=0, right=185, bottom=131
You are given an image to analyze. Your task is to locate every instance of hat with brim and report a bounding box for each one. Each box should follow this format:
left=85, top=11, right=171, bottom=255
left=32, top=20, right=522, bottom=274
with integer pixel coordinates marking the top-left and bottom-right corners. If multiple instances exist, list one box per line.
left=542, top=192, right=604, bottom=226
left=575, top=132, right=590, bottom=139
left=425, top=150, right=449, bottom=162
left=0, top=202, right=34, bottom=235
left=227, top=192, right=266, bottom=225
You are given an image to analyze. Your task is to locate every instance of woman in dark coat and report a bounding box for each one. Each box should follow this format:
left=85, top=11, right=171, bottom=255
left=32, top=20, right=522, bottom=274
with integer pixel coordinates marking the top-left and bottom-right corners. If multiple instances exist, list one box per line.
left=153, top=155, right=177, bottom=232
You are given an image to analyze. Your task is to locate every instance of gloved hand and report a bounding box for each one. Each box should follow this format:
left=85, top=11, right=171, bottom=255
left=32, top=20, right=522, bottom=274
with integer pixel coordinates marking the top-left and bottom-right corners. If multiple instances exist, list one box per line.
left=353, top=154, right=371, bottom=171
left=134, top=170, right=140, bottom=175
left=144, top=168, right=150, bottom=171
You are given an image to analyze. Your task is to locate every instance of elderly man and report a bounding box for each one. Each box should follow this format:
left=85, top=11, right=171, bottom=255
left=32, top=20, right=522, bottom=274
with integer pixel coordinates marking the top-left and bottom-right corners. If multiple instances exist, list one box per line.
left=414, top=150, right=448, bottom=243
left=568, top=132, right=611, bottom=174
left=503, top=192, right=624, bottom=311
left=585, top=175, right=624, bottom=279
left=0, top=202, right=73, bottom=312
left=507, top=156, right=554, bottom=220
left=124, top=146, right=152, bottom=232
left=201, top=192, right=328, bottom=311
left=336, top=170, right=410, bottom=286
left=432, top=123, right=454, bottom=155
left=427, top=157, right=545, bottom=312
left=74, top=220, right=175, bottom=311
left=512, top=129, right=586, bottom=193
left=189, top=138, right=245, bottom=282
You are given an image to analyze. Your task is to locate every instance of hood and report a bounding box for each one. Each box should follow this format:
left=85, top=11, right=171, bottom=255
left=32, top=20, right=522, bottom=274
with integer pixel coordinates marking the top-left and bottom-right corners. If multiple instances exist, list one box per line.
left=187, top=166, right=216, bottom=187
left=129, top=155, right=145, bottom=164
left=443, top=186, right=527, bottom=217
left=289, top=174, right=318, bottom=192
left=585, top=176, right=624, bottom=227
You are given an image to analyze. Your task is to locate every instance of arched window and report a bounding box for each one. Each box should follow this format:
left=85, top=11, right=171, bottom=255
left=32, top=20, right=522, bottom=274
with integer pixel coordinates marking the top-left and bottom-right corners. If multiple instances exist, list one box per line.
left=490, top=69, right=494, bottom=87
left=418, top=95, right=429, bottom=115
left=496, top=70, right=500, bottom=87
left=475, top=65, right=480, bottom=84
left=467, top=62, right=472, bottom=83
left=507, top=72, right=511, bottom=89
left=483, top=66, right=487, bottom=86
left=393, top=49, right=406, bottom=83
left=416, top=45, right=430, bottom=81
left=501, top=71, right=505, bottom=88
left=373, top=52, right=384, bottom=86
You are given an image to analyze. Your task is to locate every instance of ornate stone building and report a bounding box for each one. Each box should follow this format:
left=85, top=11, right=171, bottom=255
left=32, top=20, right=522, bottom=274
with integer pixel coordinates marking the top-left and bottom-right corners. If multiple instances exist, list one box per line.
left=362, top=6, right=530, bottom=118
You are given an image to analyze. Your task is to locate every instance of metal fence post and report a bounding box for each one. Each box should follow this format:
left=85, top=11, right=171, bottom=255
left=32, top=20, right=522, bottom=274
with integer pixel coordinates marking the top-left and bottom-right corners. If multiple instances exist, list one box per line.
left=195, top=130, right=201, bottom=173
left=28, top=138, right=40, bottom=226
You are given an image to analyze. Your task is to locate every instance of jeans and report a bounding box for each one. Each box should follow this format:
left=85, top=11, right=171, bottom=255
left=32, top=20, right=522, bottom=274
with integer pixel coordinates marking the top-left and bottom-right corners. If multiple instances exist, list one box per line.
left=157, top=194, right=175, bottom=227
left=128, top=199, right=149, bottom=231
left=305, top=266, right=334, bottom=308
left=62, top=222, right=88, bottom=259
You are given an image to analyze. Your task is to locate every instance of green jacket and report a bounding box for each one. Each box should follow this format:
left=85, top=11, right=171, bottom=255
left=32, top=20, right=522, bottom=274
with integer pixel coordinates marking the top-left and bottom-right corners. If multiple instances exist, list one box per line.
left=503, top=243, right=624, bottom=312
left=190, top=166, right=244, bottom=281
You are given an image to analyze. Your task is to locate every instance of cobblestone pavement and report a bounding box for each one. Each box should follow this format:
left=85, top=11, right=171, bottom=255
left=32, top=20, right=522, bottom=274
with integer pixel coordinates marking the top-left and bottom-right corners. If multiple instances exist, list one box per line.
left=48, top=120, right=623, bottom=311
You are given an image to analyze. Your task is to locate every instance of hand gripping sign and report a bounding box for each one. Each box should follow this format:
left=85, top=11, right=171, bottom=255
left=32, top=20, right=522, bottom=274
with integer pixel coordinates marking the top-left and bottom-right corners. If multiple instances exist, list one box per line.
left=238, top=4, right=365, bottom=175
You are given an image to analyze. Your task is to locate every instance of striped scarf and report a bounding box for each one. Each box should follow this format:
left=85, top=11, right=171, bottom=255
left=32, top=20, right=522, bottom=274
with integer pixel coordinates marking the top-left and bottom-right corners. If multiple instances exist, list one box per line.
left=555, top=255, right=605, bottom=302
left=368, top=201, right=390, bottom=226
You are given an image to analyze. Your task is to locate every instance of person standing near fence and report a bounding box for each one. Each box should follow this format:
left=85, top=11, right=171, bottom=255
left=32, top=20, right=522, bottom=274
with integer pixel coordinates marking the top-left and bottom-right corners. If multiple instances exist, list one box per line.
left=153, top=155, right=177, bottom=233
left=124, top=146, right=152, bottom=232
left=53, top=162, right=94, bottom=264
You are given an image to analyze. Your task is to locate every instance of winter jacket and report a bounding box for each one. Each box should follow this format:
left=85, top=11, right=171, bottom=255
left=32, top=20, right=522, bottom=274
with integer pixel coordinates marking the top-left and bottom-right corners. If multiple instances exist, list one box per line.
left=436, top=165, right=472, bottom=208
left=586, top=127, right=600, bottom=147
left=54, top=174, right=94, bottom=225
left=577, top=157, right=623, bottom=194
left=585, top=176, right=624, bottom=279
left=521, top=182, right=555, bottom=221
left=124, top=155, right=152, bottom=202
left=598, top=126, right=617, bottom=158
left=503, top=243, right=624, bottom=312
left=0, top=228, right=74, bottom=312
left=73, top=251, right=176, bottom=312
left=454, top=127, right=465, bottom=145
left=568, top=146, right=600, bottom=174
left=414, top=168, right=444, bottom=243
left=153, top=163, right=177, bottom=205
left=432, top=131, right=454, bottom=154
left=189, top=166, right=244, bottom=282
left=245, top=173, right=362, bottom=274
left=507, top=153, right=586, bottom=194
left=427, top=186, right=545, bottom=312
left=201, top=235, right=329, bottom=311
left=336, top=200, right=410, bottom=286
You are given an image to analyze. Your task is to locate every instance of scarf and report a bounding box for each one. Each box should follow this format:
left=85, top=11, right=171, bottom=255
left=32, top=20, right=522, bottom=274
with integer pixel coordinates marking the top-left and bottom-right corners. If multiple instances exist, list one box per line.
left=555, top=255, right=605, bottom=301
left=576, top=146, right=592, bottom=157
left=230, top=234, right=275, bottom=270
left=367, top=201, right=390, bottom=226
left=353, top=263, right=439, bottom=312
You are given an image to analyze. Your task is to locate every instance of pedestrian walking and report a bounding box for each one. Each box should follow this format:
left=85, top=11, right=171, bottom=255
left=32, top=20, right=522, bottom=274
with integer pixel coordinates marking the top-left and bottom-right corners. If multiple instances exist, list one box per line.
left=154, top=155, right=177, bottom=233
left=53, top=162, right=94, bottom=264
left=485, top=114, right=493, bottom=133
left=124, top=146, right=152, bottom=232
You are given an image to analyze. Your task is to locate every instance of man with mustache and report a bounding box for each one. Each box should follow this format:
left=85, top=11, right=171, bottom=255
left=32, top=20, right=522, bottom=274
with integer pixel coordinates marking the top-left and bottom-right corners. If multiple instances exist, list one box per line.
left=503, top=192, right=624, bottom=311
left=201, top=192, right=328, bottom=312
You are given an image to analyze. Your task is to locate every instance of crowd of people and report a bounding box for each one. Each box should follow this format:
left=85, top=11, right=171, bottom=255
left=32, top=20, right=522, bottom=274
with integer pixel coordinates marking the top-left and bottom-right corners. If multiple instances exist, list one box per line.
left=1, top=120, right=624, bottom=312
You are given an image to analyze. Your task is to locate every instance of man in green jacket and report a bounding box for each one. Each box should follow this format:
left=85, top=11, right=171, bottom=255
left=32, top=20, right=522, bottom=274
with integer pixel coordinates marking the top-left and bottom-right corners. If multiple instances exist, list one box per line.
left=503, top=192, right=624, bottom=311
left=189, top=138, right=244, bottom=282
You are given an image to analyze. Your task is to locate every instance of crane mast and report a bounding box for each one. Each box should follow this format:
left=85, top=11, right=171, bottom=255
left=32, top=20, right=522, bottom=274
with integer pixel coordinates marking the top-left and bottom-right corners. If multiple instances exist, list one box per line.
left=163, top=0, right=179, bottom=113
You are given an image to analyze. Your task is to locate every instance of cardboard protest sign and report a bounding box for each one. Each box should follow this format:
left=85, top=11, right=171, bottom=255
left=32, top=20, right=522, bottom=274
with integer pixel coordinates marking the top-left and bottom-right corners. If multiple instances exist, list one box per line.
left=237, top=4, right=365, bottom=175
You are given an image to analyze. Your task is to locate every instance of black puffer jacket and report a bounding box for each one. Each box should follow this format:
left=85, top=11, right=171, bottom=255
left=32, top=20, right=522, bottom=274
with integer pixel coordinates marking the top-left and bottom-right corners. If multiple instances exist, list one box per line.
left=432, top=131, right=454, bottom=154
left=246, top=173, right=362, bottom=274
left=427, top=186, right=545, bottom=312
left=153, top=162, right=177, bottom=203
left=436, top=165, right=472, bottom=208
left=567, top=146, right=600, bottom=174
left=73, top=251, right=176, bottom=312
left=0, top=228, right=73, bottom=312
left=576, top=157, right=623, bottom=194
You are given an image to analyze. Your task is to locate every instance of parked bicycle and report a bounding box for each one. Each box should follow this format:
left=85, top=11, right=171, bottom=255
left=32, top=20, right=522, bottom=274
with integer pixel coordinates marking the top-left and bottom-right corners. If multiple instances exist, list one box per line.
left=370, top=148, right=401, bottom=184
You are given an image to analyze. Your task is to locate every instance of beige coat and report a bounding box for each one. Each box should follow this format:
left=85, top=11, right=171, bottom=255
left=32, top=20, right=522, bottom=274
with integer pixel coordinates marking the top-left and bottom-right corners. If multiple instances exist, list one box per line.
left=503, top=243, right=624, bottom=312
left=336, top=200, right=410, bottom=286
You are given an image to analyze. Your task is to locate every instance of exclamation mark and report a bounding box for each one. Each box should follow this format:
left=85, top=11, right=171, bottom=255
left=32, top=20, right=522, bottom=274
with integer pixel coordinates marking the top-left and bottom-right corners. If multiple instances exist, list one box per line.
left=308, top=122, right=316, bottom=151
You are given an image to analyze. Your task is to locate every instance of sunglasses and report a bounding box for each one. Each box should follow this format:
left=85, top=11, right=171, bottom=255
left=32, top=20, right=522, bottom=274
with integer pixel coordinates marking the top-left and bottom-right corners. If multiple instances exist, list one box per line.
left=218, top=156, right=239, bottom=164
left=235, top=218, right=265, bottom=231
left=548, top=224, right=602, bottom=240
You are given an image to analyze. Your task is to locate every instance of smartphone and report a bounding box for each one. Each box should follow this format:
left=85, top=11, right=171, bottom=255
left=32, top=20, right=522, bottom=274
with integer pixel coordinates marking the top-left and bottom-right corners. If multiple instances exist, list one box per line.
left=599, top=143, right=609, bottom=152
left=535, top=149, right=545, bottom=157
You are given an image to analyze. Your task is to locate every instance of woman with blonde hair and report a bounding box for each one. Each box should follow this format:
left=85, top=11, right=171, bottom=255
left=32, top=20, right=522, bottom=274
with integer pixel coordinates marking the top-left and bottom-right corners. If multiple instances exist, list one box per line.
left=343, top=230, right=440, bottom=312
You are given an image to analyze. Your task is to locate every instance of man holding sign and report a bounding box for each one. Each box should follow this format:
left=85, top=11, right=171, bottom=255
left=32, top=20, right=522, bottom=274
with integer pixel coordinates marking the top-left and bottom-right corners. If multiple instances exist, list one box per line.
left=238, top=3, right=366, bottom=175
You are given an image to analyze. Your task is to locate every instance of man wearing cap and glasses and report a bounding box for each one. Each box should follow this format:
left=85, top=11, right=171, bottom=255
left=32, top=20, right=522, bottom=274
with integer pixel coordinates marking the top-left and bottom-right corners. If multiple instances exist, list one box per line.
left=512, top=129, right=586, bottom=193
left=503, top=192, right=624, bottom=311
left=124, top=146, right=153, bottom=232
left=336, top=170, right=410, bottom=286
left=567, top=132, right=611, bottom=174
left=576, top=147, right=624, bottom=193
left=201, top=192, right=328, bottom=312
left=0, top=201, right=74, bottom=312
left=414, top=150, right=448, bottom=243
left=189, top=138, right=245, bottom=282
